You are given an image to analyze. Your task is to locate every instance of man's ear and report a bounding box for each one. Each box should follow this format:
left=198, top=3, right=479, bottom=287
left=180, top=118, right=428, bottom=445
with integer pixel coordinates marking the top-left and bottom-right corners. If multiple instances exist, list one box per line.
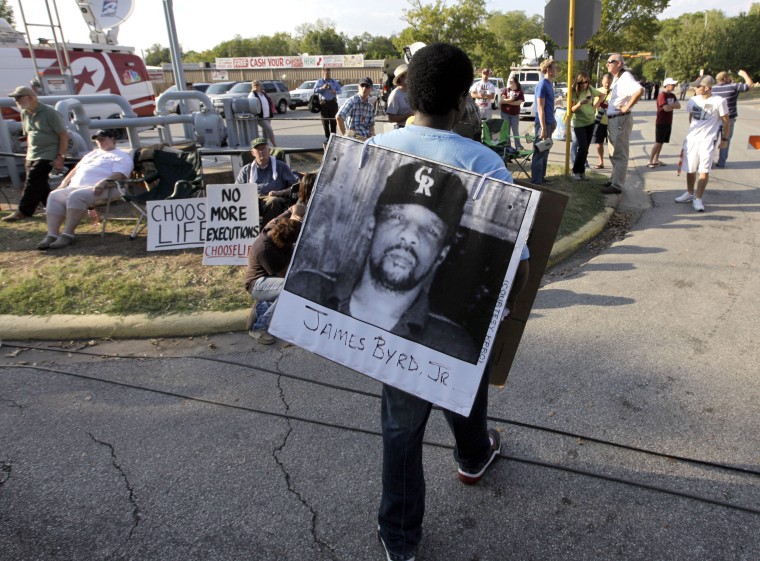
left=434, top=244, right=451, bottom=268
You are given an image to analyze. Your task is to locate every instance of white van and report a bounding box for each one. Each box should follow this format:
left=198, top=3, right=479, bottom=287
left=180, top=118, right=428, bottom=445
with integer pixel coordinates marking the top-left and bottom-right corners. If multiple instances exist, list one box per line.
left=507, top=67, right=541, bottom=120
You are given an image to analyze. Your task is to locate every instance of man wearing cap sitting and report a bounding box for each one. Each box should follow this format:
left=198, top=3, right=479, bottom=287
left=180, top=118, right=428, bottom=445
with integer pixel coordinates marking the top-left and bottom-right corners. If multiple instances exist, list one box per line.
left=647, top=77, right=681, bottom=168
left=386, top=64, right=413, bottom=128
left=337, top=77, right=376, bottom=140
left=3, top=86, right=69, bottom=223
left=236, top=137, right=299, bottom=226
left=36, top=129, right=133, bottom=249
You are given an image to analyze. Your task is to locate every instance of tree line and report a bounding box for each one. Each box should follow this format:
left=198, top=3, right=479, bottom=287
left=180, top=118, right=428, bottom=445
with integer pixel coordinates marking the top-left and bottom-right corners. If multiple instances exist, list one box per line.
left=4, top=0, right=753, bottom=84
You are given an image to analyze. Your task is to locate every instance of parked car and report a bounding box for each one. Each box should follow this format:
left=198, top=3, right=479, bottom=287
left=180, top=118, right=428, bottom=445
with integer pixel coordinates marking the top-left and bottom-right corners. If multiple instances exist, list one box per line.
left=205, top=81, right=239, bottom=96
left=337, top=84, right=379, bottom=110
left=210, top=80, right=291, bottom=116
left=162, top=83, right=213, bottom=113
left=289, top=80, right=318, bottom=109
left=471, top=76, right=505, bottom=109
left=519, top=83, right=537, bottom=120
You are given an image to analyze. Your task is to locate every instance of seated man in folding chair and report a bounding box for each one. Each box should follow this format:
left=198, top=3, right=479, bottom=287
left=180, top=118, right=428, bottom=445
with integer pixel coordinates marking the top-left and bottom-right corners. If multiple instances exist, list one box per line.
left=235, top=137, right=299, bottom=226
left=37, top=129, right=133, bottom=250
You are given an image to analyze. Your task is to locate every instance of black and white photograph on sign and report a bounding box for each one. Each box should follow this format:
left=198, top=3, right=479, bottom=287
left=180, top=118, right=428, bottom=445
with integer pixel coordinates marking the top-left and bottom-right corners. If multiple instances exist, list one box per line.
left=269, top=137, right=539, bottom=415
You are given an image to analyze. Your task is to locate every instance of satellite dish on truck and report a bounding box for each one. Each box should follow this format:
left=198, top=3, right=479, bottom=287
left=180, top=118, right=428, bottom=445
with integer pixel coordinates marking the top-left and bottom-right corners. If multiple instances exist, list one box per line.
left=521, top=39, right=546, bottom=66
left=77, top=0, right=135, bottom=44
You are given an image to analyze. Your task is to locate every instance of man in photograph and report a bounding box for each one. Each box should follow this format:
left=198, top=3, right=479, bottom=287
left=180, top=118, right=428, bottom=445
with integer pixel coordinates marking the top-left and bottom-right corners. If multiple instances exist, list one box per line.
left=289, top=162, right=477, bottom=361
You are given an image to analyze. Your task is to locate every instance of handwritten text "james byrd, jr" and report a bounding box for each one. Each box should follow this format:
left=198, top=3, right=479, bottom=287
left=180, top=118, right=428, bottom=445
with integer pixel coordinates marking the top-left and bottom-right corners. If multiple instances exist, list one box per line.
left=302, top=305, right=450, bottom=386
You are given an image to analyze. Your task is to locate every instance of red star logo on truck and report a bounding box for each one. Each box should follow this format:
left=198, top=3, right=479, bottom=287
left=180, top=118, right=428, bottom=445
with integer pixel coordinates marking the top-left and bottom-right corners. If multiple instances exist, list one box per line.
left=74, top=66, right=97, bottom=88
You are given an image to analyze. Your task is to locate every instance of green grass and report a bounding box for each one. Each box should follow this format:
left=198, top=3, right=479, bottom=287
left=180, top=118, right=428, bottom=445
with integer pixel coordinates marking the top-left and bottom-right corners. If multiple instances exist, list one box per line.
left=1, top=160, right=604, bottom=317
left=0, top=216, right=250, bottom=317
left=546, top=165, right=608, bottom=239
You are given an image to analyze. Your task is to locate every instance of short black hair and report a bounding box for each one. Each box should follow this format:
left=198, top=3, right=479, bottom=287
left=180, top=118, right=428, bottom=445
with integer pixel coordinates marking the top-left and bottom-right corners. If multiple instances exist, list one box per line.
left=407, top=43, right=473, bottom=116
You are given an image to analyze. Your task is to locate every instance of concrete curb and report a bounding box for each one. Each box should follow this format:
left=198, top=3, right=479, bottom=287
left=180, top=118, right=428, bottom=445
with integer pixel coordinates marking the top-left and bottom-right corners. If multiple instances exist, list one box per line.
left=547, top=204, right=616, bottom=268
left=2, top=195, right=620, bottom=341
left=0, top=311, right=247, bottom=341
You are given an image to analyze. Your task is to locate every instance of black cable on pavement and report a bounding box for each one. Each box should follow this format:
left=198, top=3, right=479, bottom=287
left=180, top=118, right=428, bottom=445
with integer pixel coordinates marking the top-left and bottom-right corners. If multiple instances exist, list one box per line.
left=3, top=342, right=760, bottom=480
left=2, top=360, right=760, bottom=517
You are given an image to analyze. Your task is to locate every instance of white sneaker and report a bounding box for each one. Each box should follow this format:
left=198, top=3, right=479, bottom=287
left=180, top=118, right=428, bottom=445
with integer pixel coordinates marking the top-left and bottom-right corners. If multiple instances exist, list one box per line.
left=674, top=191, right=694, bottom=203
left=692, top=198, right=705, bottom=212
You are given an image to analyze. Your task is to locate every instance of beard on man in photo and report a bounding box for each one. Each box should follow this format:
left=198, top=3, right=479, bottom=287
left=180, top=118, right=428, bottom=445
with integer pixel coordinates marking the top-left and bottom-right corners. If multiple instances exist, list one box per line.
left=366, top=163, right=466, bottom=295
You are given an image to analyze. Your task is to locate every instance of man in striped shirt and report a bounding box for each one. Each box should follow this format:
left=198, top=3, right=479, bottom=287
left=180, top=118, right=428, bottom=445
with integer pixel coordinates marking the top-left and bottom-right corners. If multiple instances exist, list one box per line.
left=712, top=69, right=756, bottom=168
left=337, top=77, right=376, bottom=140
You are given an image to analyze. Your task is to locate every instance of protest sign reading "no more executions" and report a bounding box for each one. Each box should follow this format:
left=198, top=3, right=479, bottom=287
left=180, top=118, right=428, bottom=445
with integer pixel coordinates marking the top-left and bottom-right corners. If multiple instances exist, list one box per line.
left=203, top=184, right=259, bottom=265
left=146, top=184, right=259, bottom=265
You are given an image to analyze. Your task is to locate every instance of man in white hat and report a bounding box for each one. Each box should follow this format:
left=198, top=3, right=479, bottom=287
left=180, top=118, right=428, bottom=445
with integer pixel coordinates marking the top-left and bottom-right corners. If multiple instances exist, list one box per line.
left=3, top=86, right=68, bottom=222
left=386, top=64, right=413, bottom=128
left=647, top=77, right=681, bottom=168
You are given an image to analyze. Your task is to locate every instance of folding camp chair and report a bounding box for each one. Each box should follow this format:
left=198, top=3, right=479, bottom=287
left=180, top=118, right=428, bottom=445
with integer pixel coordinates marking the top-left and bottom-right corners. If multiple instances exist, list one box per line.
left=482, top=118, right=511, bottom=154
left=482, top=119, right=533, bottom=179
left=105, top=144, right=205, bottom=239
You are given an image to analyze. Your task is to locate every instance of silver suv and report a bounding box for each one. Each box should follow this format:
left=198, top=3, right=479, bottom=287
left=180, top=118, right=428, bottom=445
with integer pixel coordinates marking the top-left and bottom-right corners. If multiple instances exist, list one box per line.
left=210, top=80, right=291, bottom=116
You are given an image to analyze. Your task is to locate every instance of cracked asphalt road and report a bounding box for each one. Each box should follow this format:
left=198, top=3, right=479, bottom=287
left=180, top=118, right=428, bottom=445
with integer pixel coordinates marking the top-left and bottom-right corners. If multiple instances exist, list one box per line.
left=2, top=101, right=760, bottom=560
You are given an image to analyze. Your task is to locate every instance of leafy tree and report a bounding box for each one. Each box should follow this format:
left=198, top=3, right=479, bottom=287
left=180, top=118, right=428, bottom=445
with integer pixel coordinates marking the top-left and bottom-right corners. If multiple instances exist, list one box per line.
left=658, top=14, right=715, bottom=82
left=394, top=0, right=488, bottom=54
left=479, top=11, right=545, bottom=76
left=346, top=33, right=399, bottom=58
left=300, top=27, right=346, bottom=55
left=0, top=0, right=14, bottom=26
left=585, top=0, right=669, bottom=79
left=708, top=8, right=760, bottom=78
left=144, top=43, right=172, bottom=66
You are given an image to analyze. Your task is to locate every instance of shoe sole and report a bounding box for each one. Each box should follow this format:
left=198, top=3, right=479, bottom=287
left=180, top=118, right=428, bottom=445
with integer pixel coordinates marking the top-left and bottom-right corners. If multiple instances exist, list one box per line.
left=457, top=431, right=502, bottom=485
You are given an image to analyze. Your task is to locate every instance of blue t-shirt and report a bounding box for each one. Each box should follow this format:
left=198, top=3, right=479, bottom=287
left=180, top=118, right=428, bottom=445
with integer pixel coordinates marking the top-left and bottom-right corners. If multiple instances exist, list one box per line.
left=534, top=78, right=556, bottom=126
left=369, top=125, right=528, bottom=260
left=369, top=125, right=513, bottom=183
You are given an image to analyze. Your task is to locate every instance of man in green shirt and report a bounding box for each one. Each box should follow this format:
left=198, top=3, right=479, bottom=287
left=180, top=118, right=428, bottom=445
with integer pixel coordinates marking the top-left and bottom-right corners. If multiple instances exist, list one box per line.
left=3, top=86, right=68, bottom=222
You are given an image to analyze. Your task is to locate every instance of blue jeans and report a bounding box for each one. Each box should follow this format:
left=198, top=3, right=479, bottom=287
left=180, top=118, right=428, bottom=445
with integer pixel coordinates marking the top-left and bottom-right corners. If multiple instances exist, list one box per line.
left=377, top=371, right=491, bottom=557
left=502, top=113, right=523, bottom=148
left=717, top=116, right=735, bottom=167
left=249, top=276, right=284, bottom=329
left=531, top=122, right=554, bottom=184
